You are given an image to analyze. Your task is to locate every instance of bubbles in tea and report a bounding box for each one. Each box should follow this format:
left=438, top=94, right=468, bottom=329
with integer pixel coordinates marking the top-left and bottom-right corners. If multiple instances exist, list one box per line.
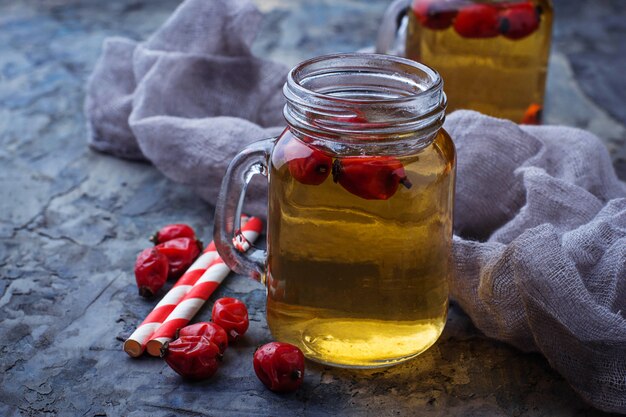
left=406, top=0, right=553, bottom=123
left=266, top=129, right=455, bottom=368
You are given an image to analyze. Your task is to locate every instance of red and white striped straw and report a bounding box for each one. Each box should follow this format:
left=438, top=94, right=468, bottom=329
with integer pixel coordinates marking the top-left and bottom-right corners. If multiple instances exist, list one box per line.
left=123, top=216, right=254, bottom=358
left=145, top=217, right=263, bottom=356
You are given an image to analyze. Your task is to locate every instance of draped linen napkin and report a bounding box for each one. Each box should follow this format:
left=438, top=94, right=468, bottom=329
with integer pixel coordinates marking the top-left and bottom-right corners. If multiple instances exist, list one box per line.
left=84, top=0, right=626, bottom=412
left=85, top=0, right=287, bottom=212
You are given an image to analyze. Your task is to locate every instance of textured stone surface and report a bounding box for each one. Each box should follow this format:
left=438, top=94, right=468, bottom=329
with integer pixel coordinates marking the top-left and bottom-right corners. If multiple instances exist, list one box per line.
left=0, top=0, right=624, bottom=416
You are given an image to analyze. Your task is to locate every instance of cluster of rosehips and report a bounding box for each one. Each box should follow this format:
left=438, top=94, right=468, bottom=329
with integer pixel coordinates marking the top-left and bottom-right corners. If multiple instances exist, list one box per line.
left=278, top=134, right=413, bottom=200
left=134, top=224, right=202, bottom=297
left=161, top=297, right=305, bottom=393
left=134, top=223, right=306, bottom=392
left=413, top=0, right=543, bottom=40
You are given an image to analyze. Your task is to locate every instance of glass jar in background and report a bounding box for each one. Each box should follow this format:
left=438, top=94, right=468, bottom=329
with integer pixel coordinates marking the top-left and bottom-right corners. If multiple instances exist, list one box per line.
left=377, top=0, right=553, bottom=124
left=215, top=53, right=455, bottom=368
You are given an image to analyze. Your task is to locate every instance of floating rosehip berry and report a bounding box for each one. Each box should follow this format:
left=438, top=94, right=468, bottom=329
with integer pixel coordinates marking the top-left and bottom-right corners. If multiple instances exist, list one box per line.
left=453, top=3, right=500, bottom=38
left=150, top=223, right=197, bottom=245
left=161, top=336, right=221, bottom=380
left=499, top=1, right=540, bottom=40
left=413, top=0, right=458, bottom=31
left=134, top=247, right=169, bottom=298
left=177, top=322, right=229, bottom=354
left=332, top=156, right=412, bottom=200
left=211, top=297, right=249, bottom=342
left=521, top=103, right=542, bottom=125
left=282, top=136, right=332, bottom=185
left=155, top=237, right=202, bottom=279
left=253, top=342, right=305, bottom=393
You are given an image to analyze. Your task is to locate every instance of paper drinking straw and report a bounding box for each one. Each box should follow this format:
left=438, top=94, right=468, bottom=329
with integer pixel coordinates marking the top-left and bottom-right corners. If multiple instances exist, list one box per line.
left=145, top=217, right=263, bottom=356
left=123, top=216, right=254, bottom=357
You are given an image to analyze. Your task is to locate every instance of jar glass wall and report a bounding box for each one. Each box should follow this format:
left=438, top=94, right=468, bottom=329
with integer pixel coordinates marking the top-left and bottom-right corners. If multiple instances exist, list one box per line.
left=405, top=0, right=553, bottom=123
left=266, top=54, right=456, bottom=368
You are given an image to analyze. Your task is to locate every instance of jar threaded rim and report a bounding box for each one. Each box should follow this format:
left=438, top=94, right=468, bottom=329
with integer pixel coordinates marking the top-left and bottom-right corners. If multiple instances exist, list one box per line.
left=283, top=53, right=447, bottom=142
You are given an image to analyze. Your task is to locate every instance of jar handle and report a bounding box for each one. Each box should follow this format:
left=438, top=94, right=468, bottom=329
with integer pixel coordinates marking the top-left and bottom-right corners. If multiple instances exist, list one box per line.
left=375, top=0, right=410, bottom=54
left=213, top=137, right=275, bottom=282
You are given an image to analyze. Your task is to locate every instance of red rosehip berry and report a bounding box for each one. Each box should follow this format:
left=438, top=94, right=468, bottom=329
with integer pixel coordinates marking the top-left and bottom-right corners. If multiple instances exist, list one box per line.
left=499, top=1, right=540, bottom=40
left=253, top=342, right=305, bottom=393
left=332, top=156, right=412, bottom=200
left=177, top=322, right=229, bottom=354
left=453, top=3, right=500, bottom=38
left=155, top=237, right=202, bottom=279
left=134, top=247, right=169, bottom=298
left=211, top=297, right=249, bottom=342
left=282, top=136, right=332, bottom=185
left=150, top=223, right=197, bottom=245
left=161, top=336, right=221, bottom=380
left=413, top=0, right=459, bottom=31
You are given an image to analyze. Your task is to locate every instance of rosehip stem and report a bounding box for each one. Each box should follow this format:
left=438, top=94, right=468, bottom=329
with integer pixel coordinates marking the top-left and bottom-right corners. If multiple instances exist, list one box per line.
left=400, top=177, right=413, bottom=189
left=331, top=159, right=341, bottom=183
left=160, top=341, right=170, bottom=358
left=138, top=286, right=155, bottom=298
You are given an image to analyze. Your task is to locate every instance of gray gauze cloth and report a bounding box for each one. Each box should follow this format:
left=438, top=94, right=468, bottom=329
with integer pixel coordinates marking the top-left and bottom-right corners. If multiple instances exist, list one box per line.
left=85, top=0, right=287, bottom=212
left=85, top=0, right=626, bottom=413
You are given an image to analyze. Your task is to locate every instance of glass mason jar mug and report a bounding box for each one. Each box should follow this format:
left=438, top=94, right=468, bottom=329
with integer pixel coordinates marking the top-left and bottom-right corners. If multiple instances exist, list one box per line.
left=214, top=53, right=456, bottom=368
left=377, top=0, right=553, bottom=124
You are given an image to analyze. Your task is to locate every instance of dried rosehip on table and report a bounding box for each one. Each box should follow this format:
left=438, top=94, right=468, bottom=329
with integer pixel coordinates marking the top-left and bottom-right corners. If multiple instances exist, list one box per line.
left=161, top=336, right=221, bottom=380
left=498, top=1, right=540, bottom=40
left=150, top=223, right=197, bottom=245
left=453, top=3, right=500, bottom=38
left=413, top=0, right=458, bottom=31
left=282, top=136, right=332, bottom=185
left=155, top=237, right=202, bottom=279
left=211, top=297, right=249, bottom=342
left=253, top=342, right=305, bottom=393
left=332, top=156, right=412, bottom=200
left=134, top=247, right=169, bottom=298
left=177, top=322, right=229, bottom=354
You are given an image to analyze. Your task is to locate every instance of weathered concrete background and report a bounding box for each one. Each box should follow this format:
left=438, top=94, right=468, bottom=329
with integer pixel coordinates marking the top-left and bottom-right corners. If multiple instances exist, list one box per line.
left=0, top=0, right=624, bottom=416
